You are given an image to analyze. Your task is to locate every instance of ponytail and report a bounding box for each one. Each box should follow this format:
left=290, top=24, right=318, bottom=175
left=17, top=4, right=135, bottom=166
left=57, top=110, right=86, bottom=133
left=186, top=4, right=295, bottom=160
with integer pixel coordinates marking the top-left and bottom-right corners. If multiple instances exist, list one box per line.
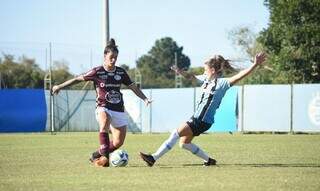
left=206, top=55, right=237, bottom=76
left=104, top=38, right=119, bottom=54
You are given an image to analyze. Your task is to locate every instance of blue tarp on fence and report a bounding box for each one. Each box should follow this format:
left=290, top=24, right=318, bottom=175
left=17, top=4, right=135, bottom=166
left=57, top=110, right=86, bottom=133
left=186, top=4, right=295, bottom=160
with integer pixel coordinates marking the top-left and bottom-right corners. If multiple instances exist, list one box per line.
left=208, top=86, right=238, bottom=132
left=0, top=89, right=47, bottom=132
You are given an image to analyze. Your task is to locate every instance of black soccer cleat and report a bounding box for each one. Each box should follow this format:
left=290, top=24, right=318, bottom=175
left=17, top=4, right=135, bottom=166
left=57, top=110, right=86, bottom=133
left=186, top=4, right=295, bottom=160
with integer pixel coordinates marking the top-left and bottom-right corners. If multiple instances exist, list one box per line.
left=89, top=150, right=101, bottom=163
left=203, top=158, right=217, bottom=166
left=139, top=152, right=156, bottom=167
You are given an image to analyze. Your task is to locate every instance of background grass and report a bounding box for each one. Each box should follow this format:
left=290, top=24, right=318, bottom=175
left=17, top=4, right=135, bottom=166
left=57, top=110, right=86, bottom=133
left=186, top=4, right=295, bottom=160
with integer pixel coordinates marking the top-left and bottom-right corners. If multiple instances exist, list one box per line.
left=0, top=132, right=320, bottom=191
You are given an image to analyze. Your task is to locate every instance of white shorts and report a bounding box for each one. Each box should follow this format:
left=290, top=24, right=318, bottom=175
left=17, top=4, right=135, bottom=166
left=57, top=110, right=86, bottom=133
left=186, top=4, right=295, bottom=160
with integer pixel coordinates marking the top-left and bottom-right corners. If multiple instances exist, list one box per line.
left=95, top=107, right=128, bottom=128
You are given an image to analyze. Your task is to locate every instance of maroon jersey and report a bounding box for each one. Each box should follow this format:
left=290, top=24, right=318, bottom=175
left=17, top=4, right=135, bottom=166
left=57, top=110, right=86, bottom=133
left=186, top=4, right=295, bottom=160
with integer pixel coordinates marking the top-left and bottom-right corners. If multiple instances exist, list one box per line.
left=83, top=66, right=134, bottom=112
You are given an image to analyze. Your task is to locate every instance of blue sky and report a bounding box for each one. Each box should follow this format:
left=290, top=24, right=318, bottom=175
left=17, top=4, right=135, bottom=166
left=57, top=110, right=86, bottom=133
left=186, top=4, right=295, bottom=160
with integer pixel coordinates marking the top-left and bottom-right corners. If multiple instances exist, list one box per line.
left=0, top=0, right=269, bottom=74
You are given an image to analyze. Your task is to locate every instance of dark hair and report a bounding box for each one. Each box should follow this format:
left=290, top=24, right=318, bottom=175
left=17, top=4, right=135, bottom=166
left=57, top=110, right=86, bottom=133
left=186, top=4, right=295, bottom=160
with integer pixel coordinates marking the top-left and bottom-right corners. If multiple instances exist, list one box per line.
left=205, top=55, right=237, bottom=76
left=104, top=38, right=119, bottom=55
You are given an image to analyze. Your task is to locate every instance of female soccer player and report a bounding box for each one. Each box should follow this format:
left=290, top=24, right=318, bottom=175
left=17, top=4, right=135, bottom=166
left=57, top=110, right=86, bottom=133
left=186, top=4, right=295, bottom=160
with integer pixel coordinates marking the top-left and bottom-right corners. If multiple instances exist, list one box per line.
left=52, top=39, right=152, bottom=167
left=140, top=52, right=267, bottom=166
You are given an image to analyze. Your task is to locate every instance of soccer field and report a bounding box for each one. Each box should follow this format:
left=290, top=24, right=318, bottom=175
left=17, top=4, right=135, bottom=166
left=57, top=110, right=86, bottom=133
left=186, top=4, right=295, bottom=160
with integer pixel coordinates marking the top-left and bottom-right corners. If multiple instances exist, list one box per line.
left=0, top=133, right=320, bottom=191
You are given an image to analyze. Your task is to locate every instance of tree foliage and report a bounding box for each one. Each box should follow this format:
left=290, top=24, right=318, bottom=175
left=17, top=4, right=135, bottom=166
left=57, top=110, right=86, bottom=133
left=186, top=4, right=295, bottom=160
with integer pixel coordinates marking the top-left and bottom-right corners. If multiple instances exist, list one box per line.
left=0, top=54, right=45, bottom=88
left=50, top=59, right=92, bottom=90
left=0, top=54, right=85, bottom=89
left=228, top=0, right=320, bottom=84
left=135, top=37, right=191, bottom=88
left=258, top=0, right=320, bottom=83
left=51, top=59, right=74, bottom=85
left=228, top=26, right=273, bottom=84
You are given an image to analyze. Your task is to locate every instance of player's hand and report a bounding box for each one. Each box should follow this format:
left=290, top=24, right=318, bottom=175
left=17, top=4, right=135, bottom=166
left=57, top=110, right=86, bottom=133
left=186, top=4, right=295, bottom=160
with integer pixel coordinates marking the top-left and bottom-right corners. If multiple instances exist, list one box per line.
left=170, top=65, right=182, bottom=74
left=52, top=85, right=61, bottom=95
left=254, top=52, right=267, bottom=66
left=144, top=98, right=153, bottom=106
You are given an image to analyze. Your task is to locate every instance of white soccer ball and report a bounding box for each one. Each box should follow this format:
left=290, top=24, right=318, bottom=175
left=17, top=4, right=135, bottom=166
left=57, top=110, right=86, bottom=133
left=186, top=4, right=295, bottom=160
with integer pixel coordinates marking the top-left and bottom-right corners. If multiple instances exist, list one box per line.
left=110, top=149, right=129, bottom=167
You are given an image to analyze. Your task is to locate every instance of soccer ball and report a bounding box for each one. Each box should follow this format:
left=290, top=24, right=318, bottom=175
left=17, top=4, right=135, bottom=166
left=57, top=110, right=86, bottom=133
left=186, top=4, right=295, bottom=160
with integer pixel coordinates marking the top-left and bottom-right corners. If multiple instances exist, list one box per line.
left=110, top=149, right=129, bottom=167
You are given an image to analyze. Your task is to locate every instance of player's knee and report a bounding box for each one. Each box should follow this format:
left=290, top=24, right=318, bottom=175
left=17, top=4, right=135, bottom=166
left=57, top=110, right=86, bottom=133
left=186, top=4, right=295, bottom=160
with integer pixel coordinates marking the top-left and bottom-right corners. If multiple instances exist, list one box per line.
left=99, top=125, right=108, bottom=132
left=113, top=139, right=123, bottom=148
left=98, top=122, right=109, bottom=132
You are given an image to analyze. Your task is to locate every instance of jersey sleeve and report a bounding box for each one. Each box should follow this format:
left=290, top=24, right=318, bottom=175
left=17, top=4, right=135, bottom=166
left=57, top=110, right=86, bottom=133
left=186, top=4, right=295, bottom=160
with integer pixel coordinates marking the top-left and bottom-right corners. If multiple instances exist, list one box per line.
left=122, top=70, right=134, bottom=86
left=220, top=78, right=231, bottom=91
left=195, top=75, right=205, bottom=86
left=82, top=68, right=97, bottom=81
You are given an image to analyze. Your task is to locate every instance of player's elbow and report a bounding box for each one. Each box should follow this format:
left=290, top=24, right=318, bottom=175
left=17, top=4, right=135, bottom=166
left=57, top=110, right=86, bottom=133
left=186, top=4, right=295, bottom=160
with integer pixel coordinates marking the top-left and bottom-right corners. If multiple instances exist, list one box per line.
left=75, top=75, right=85, bottom=81
left=228, top=78, right=240, bottom=86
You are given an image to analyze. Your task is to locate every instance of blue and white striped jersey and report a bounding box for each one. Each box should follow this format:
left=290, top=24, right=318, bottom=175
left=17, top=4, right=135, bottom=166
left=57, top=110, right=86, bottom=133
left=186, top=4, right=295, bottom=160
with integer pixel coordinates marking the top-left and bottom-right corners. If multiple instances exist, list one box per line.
left=193, top=77, right=230, bottom=124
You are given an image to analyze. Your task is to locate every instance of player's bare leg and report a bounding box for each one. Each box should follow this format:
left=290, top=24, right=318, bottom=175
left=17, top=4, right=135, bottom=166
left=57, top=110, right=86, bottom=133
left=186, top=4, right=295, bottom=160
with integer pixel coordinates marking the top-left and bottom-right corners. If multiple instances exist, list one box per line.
left=178, top=124, right=216, bottom=166
left=90, top=110, right=111, bottom=167
left=90, top=125, right=126, bottom=163
left=109, top=125, right=127, bottom=152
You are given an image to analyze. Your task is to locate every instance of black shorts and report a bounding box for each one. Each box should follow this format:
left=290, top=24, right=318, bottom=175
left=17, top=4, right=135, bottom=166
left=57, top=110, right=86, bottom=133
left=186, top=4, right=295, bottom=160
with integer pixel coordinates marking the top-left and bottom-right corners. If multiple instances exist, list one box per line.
left=186, top=117, right=212, bottom=136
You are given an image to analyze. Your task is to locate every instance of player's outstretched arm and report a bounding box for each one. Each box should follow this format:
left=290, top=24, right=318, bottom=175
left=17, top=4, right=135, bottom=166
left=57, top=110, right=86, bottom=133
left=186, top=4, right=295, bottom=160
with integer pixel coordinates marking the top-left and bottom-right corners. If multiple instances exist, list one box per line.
left=227, top=52, right=267, bottom=86
left=170, top=66, right=198, bottom=82
left=128, top=83, right=152, bottom=106
left=52, top=75, right=85, bottom=95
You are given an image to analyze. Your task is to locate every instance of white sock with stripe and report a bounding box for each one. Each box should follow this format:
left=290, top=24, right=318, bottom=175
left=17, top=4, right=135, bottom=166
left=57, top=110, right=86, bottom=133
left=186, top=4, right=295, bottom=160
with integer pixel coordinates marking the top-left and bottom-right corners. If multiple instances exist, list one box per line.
left=180, top=143, right=209, bottom=162
left=152, top=129, right=179, bottom=160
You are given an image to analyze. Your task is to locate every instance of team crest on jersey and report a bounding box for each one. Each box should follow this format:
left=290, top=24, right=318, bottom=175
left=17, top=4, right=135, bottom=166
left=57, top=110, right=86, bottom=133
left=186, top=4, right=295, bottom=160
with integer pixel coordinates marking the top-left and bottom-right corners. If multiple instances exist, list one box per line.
left=105, top=90, right=121, bottom=104
left=114, top=75, right=122, bottom=81
left=100, top=83, right=105, bottom=88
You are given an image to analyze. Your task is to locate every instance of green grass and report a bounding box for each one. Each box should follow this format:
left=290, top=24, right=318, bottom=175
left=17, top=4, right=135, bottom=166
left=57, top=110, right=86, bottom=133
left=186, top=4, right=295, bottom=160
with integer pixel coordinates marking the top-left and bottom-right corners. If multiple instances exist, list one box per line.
left=0, top=133, right=320, bottom=191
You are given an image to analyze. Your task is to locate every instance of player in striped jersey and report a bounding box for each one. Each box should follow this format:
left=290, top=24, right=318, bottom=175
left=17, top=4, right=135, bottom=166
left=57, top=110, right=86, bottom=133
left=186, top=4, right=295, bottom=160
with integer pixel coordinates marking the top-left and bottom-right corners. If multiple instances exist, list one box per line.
left=140, top=52, right=266, bottom=166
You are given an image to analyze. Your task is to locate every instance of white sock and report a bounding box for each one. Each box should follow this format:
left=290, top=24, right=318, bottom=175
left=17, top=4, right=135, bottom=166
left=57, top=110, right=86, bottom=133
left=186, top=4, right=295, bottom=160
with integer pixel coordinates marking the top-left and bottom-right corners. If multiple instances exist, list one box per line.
left=180, top=143, right=210, bottom=162
left=152, top=129, right=179, bottom=160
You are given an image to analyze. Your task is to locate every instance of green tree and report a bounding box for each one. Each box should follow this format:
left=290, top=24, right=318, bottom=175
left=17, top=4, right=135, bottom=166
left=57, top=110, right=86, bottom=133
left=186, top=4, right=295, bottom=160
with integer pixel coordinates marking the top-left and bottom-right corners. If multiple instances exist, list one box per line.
left=0, top=54, right=45, bottom=88
left=228, top=26, right=273, bottom=84
left=181, top=66, right=205, bottom=87
left=51, top=59, right=74, bottom=85
left=136, top=37, right=191, bottom=88
left=51, top=59, right=92, bottom=90
left=120, top=64, right=130, bottom=71
left=258, top=0, right=320, bottom=83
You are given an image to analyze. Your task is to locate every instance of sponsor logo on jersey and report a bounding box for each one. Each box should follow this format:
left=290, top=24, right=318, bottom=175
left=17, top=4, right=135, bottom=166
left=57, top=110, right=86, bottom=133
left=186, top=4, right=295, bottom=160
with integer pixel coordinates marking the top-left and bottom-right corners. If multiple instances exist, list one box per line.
left=97, top=71, right=106, bottom=74
left=114, top=75, right=122, bottom=81
left=108, top=72, right=115, bottom=76
left=116, top=71, right=124, bottom=75
left=105, top=90, right=122, bottom=104
left=100, top=83, right=105, bottom=88
left=105, top=84, right=121, bottom=87
left=98, top=75, right=108, bottom=80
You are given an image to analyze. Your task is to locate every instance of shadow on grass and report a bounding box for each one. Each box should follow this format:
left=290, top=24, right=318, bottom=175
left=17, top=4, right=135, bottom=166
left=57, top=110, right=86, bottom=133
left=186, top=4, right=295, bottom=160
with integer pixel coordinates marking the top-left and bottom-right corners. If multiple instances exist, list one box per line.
left=126, top=163, right=320, bottom=168
left=182, top=163, right=320, bottom=168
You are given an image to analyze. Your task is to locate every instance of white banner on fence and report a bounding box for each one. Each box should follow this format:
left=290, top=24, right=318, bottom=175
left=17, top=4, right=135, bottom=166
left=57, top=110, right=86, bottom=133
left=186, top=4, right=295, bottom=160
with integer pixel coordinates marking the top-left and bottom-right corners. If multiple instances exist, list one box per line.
left=242, top=85, right=291, bottom=132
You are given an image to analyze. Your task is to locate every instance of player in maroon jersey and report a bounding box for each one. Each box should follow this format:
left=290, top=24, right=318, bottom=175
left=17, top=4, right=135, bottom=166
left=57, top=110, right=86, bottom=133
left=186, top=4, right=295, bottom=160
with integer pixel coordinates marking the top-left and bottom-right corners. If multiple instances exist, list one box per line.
left=52, top=39, right=152, bottom=167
